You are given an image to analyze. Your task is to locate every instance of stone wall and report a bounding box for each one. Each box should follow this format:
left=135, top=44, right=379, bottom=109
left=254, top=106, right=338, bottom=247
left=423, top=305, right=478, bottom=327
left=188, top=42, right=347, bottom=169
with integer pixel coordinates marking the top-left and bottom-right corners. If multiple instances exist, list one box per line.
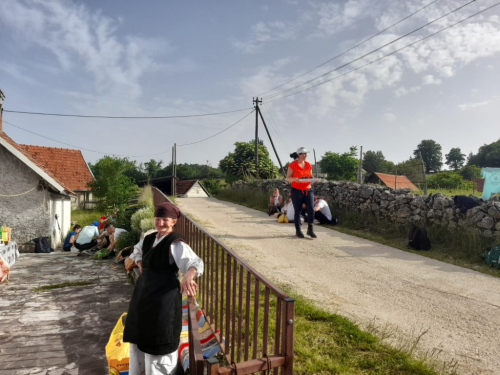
left=0, top=145, right=52, bottom=244
left=232, top=179, right=500, bottom=238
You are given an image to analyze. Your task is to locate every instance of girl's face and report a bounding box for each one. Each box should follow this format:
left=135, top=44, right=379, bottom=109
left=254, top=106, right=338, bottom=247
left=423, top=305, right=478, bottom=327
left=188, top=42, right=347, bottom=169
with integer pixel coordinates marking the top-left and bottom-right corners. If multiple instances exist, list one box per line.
left=298, top=153, right=307, bottom=161
left=274, top=189, right=279, bottom=196
left=75, top=228, right=82, bottom=234
left=155, top=217, right=177, bottom=233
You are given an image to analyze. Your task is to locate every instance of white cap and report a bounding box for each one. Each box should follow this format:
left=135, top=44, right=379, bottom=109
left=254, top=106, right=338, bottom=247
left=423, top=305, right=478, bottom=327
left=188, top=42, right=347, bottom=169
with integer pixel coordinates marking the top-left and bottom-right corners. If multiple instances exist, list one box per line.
left=296, top=147, right=310, bottom=154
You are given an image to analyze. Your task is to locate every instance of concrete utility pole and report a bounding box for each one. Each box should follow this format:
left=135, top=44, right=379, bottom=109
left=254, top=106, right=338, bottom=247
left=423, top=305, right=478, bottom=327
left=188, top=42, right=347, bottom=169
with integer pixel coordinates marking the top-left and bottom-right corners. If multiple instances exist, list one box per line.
left=171, top=146, right=175, bottom=196
left=256, top=106, right=286, bottom=178
left=419, top=151, right=428, bottom=195
left=253, top=97, right=262, bottom=178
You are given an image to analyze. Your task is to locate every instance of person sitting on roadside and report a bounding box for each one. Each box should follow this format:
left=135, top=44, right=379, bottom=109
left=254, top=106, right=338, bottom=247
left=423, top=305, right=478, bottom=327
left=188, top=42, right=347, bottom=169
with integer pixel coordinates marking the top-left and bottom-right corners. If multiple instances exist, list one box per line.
left=63, top=225, right=82, bottom=252
left=74, top=221, right=100, bottom=254
left=274, top=193, right=300, bottom=223
left=313, top=196, right=338, bottom=225
left=97, top=224, right=127, bottom=254
left=268, top=188, right=284, bottom=216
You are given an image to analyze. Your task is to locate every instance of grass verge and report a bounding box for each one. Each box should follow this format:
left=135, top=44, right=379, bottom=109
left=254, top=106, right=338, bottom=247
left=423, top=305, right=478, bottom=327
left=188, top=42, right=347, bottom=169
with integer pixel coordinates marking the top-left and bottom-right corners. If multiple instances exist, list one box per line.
left=71, top=209, right=106, bottom=228
left=33, top=281, right=93, bottom=292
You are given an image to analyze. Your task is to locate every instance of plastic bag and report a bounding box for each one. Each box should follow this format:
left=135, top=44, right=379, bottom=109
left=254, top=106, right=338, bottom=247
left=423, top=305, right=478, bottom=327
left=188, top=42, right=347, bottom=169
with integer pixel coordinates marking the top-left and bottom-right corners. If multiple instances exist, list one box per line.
left=94, top=249, right=111, bottom=260
left=106, top=313, right=129, bottom=375
left=278, top=214, right=289, bottom=223
left=0, top=255, right=10, bottom=283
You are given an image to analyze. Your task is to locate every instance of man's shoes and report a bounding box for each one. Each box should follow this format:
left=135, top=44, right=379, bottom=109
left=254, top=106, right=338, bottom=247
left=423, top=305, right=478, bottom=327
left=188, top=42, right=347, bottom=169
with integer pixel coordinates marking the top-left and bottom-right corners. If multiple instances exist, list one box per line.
left=307, top=225, right=317, bottom=238
left=76, top=251, right=82, bottom=257
left=296, top=229, right=305, bottom=238
left=331, top=218, right=339, bottom=226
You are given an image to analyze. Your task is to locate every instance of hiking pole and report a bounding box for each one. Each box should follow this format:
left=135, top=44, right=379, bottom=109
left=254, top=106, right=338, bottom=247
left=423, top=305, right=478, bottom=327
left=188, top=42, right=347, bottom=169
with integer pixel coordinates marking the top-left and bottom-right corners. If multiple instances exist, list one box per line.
left=54, top=214, right=65, bottom=249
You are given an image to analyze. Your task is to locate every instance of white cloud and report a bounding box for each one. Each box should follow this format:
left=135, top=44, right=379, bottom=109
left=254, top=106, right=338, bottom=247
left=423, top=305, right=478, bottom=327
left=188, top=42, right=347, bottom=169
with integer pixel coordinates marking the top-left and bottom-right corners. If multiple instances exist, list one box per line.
left=311, top=0, right=372, bottom=37
left=422, top=74, right=442, bottom=85
left=382, top=112, right=397, bottom=122
left=232, top=20, right=296, bottom=53
left=458, top=101, right=489, bottom=111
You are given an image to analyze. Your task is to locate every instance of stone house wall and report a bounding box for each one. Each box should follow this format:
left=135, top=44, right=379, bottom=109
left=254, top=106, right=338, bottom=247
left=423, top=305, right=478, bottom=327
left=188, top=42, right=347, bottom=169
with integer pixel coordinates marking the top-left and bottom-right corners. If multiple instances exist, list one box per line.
left=0, top=145, right=71, bottom=247
left=232, top=179, right=500, bottom=238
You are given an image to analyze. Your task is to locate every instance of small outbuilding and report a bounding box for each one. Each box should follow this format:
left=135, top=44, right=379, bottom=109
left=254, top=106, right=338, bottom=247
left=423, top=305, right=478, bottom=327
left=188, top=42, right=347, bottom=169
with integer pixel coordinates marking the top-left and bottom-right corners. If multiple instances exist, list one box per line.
left=143, top=176, right=210, bottom=198
left=364, top=172, right=419, bottom=191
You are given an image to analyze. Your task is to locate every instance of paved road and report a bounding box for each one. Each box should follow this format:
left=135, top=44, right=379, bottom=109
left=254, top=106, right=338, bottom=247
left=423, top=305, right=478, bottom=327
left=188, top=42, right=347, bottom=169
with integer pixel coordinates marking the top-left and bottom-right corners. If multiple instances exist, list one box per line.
left=0, top=253, right=132, bottom=375
left=176, top=197, right=500, bottom=375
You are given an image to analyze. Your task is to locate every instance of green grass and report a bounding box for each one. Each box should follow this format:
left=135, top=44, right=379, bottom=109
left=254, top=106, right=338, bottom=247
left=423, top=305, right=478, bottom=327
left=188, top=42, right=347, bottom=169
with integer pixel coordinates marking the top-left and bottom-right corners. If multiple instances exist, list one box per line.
left=33, top=281, right=93, bottom=292
left=216, top=187, right=268, bottom=211
left=71, top=209, right=106, bottom=228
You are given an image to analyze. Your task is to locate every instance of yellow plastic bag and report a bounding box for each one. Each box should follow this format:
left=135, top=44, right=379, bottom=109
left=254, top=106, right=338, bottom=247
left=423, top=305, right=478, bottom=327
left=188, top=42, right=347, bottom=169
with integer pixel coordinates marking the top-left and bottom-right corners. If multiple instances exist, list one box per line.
left=278, top=214, right=289, bottom=223
left=106, top=313, right=129, bottom=375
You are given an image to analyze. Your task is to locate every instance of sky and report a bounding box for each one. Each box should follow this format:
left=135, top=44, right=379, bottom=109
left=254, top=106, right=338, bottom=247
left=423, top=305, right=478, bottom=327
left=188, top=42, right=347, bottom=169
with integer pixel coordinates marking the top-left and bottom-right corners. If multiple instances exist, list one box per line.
left=1, top=0, right=499, bottom=171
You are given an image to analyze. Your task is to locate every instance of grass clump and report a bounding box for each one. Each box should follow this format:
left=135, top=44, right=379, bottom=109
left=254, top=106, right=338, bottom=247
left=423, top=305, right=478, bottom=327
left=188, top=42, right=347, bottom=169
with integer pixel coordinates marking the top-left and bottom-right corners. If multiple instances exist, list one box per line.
left=33, top=281, right=93, bottom=292
left=216, top=186, right=268, bottom=212
left=71, top=209, right=105, bottom=228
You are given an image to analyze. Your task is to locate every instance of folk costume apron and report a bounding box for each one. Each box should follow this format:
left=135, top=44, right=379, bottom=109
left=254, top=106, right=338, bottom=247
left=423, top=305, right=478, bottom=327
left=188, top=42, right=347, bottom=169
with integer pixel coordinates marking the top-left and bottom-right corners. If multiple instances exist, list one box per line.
left=124, top=232, right=185, bottom=355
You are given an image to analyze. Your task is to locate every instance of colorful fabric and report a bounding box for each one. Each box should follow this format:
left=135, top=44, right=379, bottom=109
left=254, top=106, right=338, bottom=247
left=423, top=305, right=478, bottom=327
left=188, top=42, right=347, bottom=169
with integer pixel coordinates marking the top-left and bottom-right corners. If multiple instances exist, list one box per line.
left=481, top=168, right=500, bottom=200
left=289, top=160, right=313, bottom=190
left=178, top=295, right=222, bottom=373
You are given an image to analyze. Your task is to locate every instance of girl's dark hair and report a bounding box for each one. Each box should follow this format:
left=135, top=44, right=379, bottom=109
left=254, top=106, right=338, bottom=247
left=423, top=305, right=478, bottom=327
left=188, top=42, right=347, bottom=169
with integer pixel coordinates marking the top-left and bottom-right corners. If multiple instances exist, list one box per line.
left=290, top=152, right=299, bottom=160
left=73, top=224, right=82, bottom=231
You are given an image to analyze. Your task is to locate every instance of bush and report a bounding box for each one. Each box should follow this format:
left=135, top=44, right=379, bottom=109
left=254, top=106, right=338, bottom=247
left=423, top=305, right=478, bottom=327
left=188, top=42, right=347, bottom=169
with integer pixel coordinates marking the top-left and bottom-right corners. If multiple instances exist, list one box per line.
left=427, top=171, right=473, bottom=190
left=140, top=218, right=155, bottom=232
left=131, top=207, right=154, bottom=233
left=201, top=178, right=226, bottom=195
left=115, top=230, right=140, bottom=251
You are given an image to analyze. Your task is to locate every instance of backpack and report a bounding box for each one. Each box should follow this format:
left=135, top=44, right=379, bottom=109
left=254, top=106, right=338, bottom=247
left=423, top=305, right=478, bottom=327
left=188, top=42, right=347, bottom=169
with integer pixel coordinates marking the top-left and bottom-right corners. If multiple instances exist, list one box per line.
left=32, top=237, right=53, bottom=253
left=408, top=226, right=431, bottom=251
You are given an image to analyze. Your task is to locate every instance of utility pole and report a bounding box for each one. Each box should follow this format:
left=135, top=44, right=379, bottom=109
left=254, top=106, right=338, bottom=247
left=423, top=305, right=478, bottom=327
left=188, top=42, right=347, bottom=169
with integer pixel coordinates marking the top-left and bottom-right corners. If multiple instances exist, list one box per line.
left=256, top=106, right=286, bottom=177
left=174, top=143, right=177, bottom=197
left=253, top=97, right=262, bottom=178
left=395, top=169, right=397, bottom=190
left=357, top=146, right=363, bottom=184
left=418, top=151, right=427, bottom=195
left=313, top=149, right=318, bottom=178
left=171, top=146, right=175, bottom=197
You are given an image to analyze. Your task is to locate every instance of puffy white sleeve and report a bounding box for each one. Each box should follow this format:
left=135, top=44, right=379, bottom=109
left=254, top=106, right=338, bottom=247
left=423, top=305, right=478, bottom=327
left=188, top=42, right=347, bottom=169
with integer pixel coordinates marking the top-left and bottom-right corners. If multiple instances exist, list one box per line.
left=129, top=240, right=144, bottom=263
left=171, top=241, right=204, bottom=276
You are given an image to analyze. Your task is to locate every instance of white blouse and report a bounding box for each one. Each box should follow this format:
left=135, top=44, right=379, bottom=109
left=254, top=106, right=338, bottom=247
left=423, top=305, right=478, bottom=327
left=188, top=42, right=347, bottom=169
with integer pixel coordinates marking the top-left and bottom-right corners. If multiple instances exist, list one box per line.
left=129, top=234, right=204, bottom=276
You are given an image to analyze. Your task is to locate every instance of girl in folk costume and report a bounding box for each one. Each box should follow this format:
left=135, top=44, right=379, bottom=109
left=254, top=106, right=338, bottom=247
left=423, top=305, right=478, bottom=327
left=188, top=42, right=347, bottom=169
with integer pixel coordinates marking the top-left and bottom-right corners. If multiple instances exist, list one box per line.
left=124, top=202, right=204, bottom=374
left=286, top=147, right=317, bottom=238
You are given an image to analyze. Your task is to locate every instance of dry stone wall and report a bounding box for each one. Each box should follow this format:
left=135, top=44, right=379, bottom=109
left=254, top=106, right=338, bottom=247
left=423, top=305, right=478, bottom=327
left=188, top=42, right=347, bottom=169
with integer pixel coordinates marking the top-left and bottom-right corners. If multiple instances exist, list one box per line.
left=232, top=179, right=500, bottom=238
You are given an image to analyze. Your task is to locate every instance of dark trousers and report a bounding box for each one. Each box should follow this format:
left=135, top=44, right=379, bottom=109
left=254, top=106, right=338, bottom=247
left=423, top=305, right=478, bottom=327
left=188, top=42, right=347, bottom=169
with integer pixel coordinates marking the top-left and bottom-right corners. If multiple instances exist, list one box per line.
left=291, top=187, right=314, bottom=230
left=74, top=240, right=97, bottom=251
left=314, top=211, right=331, bottom=225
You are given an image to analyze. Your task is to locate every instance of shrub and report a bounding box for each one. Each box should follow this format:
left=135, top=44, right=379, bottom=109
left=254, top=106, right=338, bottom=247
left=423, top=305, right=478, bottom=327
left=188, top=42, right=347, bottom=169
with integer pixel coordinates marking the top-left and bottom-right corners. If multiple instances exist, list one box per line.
left=140, top=218, right=155, bottom=232
left=201, top=178, right=226, bottom=195
left=427, top=171, right=473, bottom=190
left=131, top=206, right=154, bottom=233
left=115, top=230, right=140, bottom=251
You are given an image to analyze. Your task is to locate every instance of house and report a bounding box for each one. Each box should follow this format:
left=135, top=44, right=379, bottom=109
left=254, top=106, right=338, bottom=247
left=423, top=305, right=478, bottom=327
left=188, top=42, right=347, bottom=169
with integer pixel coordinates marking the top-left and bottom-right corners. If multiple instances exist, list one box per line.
left=140, top=176, right=210, bottom=197
left=364, top=172, right=419, bottom=191
left=0, top=90, right=75, bottom=248
left=20, top=145, right=94, bottom=209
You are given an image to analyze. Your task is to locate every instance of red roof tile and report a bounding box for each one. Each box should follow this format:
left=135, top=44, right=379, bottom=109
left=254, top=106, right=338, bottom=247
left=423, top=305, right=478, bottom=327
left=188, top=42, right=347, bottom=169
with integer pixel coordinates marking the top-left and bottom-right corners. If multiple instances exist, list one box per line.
left=374, top=173, right=419, bottom=191
left=0, top=131, right=75, bottom=194
left=21, top=144, right=94, bottom=191
left=176, top=180, right=197, bottom=195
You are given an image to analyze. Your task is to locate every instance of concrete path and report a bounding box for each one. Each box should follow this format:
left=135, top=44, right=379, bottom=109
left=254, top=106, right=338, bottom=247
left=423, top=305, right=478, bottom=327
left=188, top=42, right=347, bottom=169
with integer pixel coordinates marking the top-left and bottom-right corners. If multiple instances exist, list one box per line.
left=0, top=253, right=132, bottom=375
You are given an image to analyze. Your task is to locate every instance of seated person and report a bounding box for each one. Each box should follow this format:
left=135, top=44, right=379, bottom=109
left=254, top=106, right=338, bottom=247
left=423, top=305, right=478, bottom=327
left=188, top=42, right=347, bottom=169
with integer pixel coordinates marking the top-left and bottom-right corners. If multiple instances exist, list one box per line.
left=313, top=196, right=338, bottom=225
left=274, top=194, right=299, bottom=223
left=97, top=224, right=127, bottom=253
left=63, top=225, right=82, bottom=252
left=268, top=188, right=284, bottom=216
left=74, top=221, right=100, bottom=253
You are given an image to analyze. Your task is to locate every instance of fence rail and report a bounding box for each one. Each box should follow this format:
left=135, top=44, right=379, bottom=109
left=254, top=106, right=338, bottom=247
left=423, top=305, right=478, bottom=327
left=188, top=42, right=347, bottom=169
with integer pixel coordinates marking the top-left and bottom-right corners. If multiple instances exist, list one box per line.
left=153, top=187, right=294, bottom=374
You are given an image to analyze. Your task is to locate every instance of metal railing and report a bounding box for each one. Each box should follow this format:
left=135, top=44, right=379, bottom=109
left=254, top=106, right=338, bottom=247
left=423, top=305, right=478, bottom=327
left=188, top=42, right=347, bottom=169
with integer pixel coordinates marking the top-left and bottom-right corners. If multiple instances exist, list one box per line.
left=153, top=188, right=294, bottom=374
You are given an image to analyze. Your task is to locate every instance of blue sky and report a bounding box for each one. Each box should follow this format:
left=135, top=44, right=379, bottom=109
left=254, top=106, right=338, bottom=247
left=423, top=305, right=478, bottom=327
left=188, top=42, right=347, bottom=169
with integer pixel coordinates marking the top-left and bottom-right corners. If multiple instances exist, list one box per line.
left=1, top=0, right=499, bottom=170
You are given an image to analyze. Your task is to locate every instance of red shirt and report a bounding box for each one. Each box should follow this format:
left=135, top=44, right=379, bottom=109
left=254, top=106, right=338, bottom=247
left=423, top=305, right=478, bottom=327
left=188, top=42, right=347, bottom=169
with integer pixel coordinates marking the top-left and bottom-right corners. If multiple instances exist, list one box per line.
left=289, top=160, right=313, bottom=190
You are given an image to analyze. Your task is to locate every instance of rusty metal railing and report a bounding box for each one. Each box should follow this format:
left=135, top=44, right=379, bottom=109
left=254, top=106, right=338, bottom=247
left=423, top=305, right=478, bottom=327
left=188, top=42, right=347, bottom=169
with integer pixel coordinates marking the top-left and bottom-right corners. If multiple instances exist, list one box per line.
left=153, top=188, right=294, bottom=374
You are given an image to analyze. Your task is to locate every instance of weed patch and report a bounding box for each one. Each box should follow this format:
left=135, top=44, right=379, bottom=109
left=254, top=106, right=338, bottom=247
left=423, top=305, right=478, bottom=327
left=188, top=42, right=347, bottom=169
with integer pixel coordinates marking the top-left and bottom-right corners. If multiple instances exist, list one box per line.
left=33, top=281, right=93, bottom=292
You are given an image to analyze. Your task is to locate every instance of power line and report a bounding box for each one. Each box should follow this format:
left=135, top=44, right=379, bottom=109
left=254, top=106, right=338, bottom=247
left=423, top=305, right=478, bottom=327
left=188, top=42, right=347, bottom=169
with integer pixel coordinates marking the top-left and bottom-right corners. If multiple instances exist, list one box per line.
left=261, top=103, right=291, bottom=153
left=265, top=1, right=499, bottom=103
left=177, top=110, right=255, bottom=146
left=3, top=107, right=253, bottom=119
left=3, top=120, right=170, bottom=157
left=259, top=0, right=441, bottom=97
left=262, top=0, right=476, bottom=101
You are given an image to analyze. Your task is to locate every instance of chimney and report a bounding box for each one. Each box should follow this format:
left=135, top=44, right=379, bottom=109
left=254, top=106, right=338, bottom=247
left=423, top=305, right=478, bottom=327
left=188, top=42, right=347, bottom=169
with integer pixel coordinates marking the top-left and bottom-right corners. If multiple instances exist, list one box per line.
left=0, top=89, right=5, bottom=133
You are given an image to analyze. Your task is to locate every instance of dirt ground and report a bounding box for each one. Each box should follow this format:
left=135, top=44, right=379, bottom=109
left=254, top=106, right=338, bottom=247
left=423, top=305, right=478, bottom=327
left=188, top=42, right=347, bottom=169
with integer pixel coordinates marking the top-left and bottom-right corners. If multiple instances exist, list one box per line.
left=176, top=197, right=500, bottom=375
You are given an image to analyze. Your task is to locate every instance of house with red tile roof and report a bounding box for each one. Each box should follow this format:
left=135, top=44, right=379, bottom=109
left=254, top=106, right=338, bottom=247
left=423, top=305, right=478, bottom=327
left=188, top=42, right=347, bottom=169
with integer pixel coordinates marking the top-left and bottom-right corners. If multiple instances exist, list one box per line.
left=0, top=90, right=92, bottom=248
left=365, top=172, right=419, bottom=191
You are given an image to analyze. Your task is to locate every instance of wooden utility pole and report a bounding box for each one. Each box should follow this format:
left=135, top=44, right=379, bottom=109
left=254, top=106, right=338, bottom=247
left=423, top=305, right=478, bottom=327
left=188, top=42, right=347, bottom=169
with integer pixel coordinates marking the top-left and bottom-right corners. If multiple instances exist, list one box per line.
left=357, top=146, right=363, bottom=184
left=395, top=169, right=397, bottom=190
left=174, top=143, right=177, bottom=197
left=253, top=97, right=262, bottom=178
left=313, top=149, right=318, bottom=178
left=418, top=151, right=427, bottom=195
left=171, top=146, right=175, bottom=196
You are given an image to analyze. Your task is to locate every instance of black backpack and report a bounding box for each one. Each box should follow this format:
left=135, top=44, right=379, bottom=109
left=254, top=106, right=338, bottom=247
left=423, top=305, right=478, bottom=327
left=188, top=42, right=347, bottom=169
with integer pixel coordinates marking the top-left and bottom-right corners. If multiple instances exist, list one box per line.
left=408, top=226, right=431, bottom=251
left=32, top=237, right=53, bottom=253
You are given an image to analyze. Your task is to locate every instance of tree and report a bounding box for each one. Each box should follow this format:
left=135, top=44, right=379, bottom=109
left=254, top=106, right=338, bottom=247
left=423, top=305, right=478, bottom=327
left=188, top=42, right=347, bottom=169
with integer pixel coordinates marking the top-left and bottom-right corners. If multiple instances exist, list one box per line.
left=144, top=159, right=163, bottom=179
left=363, top=150, right=390, bottom=173
left=219, top=140, right=278, bottom=183
left=445, top=148, right=465, bottom=171
left=393, top=158, right=424, bottom=187
left=467, top=138, right=500, bottom=167
left=413, top=140, right=442, bottom=173
left=318, top=147, right=358, bottom=181
left=459, top=165, right=481, bottom=180
left=88, top=156, right=139, bottom=213
left=427, top=171, right=472, bottom=190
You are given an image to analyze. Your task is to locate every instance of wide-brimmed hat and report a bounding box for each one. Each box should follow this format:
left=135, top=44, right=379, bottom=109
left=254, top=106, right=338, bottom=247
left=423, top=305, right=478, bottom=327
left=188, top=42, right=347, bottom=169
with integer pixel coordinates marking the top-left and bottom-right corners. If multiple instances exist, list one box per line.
left=296, top=147, right=310, bottom=154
